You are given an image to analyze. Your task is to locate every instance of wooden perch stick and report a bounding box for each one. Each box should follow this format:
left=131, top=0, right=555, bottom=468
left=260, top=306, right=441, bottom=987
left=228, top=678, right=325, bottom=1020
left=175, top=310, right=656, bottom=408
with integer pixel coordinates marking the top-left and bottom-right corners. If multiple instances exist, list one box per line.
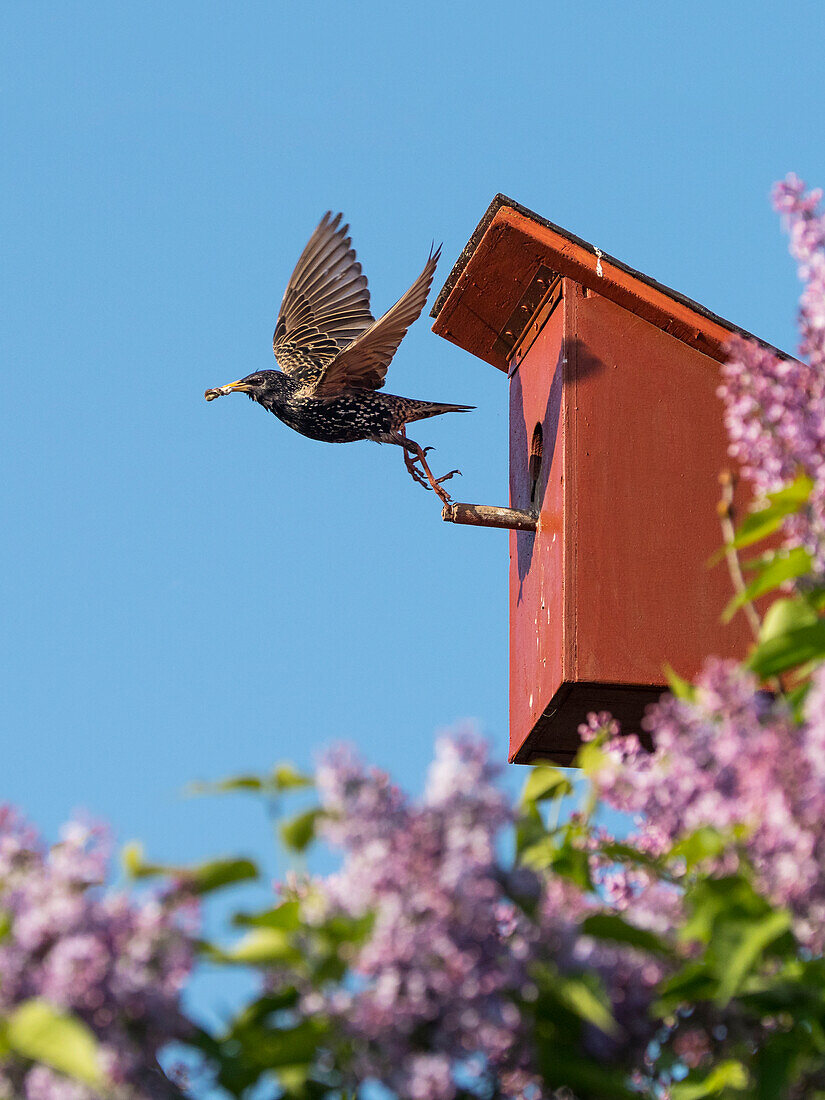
left=441, top=503, right=538, bottom=532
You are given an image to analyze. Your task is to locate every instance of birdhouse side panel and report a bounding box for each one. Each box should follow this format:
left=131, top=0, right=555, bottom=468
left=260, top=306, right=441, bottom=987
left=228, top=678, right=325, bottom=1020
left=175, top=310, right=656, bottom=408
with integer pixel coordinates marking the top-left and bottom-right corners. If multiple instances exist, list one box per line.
left=508, top=307, right=569, bottom=762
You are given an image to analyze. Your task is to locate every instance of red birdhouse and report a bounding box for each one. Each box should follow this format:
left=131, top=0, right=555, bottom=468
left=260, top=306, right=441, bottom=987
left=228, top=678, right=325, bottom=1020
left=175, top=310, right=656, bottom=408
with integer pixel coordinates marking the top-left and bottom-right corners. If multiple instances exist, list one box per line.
left=432, top=196, right=781, bottom=766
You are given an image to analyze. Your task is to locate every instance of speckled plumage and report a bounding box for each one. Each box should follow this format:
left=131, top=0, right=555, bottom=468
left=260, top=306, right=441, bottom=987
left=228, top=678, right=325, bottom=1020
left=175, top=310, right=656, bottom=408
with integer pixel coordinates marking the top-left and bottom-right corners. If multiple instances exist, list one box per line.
left=205, top=212, right=472, bottom=500
left=244, top=369, right=470, bottom=444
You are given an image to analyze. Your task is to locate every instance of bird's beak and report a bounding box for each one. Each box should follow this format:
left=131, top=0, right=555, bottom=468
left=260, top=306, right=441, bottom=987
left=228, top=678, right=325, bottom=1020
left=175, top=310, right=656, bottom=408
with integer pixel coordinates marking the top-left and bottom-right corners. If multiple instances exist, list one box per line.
left=204, top=380, right=253, bottom=401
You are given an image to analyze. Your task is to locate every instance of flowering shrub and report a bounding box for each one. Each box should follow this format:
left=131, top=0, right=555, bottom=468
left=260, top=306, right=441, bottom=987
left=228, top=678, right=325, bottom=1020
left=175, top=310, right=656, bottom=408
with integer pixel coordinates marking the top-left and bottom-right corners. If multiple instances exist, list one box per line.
left=4, top=176, right=825, bottom=1098
left=590, top=660, right=825, bottom=952
left=190, top=696, right=825, bottom=1098
left=0, top=812, right=197, bottom=1100
left=720, top=175, right=825, bottom=580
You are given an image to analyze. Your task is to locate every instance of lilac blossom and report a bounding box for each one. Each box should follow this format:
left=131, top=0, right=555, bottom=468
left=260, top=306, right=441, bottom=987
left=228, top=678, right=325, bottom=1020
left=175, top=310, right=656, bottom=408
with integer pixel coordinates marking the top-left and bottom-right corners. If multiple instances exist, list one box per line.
left=718, top=175, right=825, bottom=575
left=302, top=732, right=666, bottom=1099
left=0, top=809, right=197, bottom=1100
left=312, top=733, right=533, bottom=1095
left=589, top=660, right=825, bottom=950
left=774, top=174, right=825, bottom=371
left=401, top=1053, right=455, bottom=1100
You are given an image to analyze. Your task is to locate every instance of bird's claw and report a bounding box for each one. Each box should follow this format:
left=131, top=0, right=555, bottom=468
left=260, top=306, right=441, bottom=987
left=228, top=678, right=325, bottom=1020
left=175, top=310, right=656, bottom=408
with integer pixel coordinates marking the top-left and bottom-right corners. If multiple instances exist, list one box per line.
left=401, top=444, right=462, bottom=506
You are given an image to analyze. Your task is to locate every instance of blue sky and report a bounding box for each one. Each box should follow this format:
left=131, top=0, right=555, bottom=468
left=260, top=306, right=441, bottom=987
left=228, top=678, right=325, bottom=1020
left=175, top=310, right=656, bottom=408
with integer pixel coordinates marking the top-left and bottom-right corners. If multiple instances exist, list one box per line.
left=2, top=0, right=824, bottom=1019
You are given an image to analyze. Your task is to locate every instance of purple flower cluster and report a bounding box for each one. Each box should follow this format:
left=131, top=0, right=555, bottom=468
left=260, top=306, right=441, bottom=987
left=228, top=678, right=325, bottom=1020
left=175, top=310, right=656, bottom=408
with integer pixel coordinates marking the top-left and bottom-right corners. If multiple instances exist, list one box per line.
left=306, top=732, right=665, bottom=1099
left=0, top=809, right=197, bottom=1100
left=774, top=174, right=825, bottom=372
left=590, top=660, right=825, bottom=950
left=718, top=175, right=825, bottom=575
left=313, top=734, right=528, bottom=1098
left=539, top=871, right=669, bottom=1072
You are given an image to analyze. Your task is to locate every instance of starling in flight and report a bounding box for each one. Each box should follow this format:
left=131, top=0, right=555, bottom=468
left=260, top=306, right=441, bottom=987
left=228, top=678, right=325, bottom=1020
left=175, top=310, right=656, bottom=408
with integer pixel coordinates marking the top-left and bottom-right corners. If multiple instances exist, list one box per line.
left=205, top=212, right=473, bottom=503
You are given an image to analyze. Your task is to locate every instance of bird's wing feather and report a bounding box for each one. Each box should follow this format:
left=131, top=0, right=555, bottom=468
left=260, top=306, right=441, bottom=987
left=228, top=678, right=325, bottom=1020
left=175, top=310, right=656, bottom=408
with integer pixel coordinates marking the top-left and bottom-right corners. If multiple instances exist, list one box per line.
left=310, top=245, right=441, bottom=396
left=273, top=212, right=375, bottom=381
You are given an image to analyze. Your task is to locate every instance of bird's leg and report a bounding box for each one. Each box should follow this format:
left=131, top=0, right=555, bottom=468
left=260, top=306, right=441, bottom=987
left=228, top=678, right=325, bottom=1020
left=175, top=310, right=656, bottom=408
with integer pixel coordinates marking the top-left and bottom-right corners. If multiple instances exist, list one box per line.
left=400, top=431, right=431, bottom=490
left=398, top=428, right=461, bottom=505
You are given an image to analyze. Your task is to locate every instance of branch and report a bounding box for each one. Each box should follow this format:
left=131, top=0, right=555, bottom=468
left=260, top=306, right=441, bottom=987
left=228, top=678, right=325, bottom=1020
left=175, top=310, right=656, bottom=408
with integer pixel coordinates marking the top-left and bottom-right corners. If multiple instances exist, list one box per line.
left=717, top=470, right=762, bottom=642
left=442, top=502, right=538, bottom=531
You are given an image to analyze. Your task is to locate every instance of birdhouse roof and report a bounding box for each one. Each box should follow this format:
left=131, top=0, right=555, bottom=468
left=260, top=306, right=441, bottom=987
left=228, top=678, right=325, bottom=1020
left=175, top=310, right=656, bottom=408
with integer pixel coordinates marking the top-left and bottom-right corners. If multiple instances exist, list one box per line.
left=430, top=194, right=786, bottom=372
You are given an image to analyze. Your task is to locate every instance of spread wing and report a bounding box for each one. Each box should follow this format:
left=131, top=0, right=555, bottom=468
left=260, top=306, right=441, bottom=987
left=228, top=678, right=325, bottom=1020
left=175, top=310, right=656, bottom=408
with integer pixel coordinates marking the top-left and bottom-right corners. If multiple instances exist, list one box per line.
left=310, top=244, right=441, bottom=397
left=273, top=212, right=375, bottom=383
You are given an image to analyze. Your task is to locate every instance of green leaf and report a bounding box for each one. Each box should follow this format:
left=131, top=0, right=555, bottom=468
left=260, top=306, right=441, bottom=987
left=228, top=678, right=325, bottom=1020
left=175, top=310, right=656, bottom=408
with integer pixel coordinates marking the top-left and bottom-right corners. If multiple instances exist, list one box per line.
left=518, top=837, right=558, bottom=872
left=521, top=765, right=573, bottom=806
left=538, top=1046, right=638, bottom=1099
left=663, top=664, right=697, bottom=702
left=177, top=857, right=259, bottom=895
left=715, top=909, right=792, bottom=1006
left=654, top=961, right=718, bottom=1014
left=581, top=913, right=673, bottom=957
left=187, top=774, right=265, bottom=795
left=6, top=1000, right=107, bottom=1089
left=754, top=1032, right=797, bottom=1099
left=210, top=1015, right=328, bottom=1096
left=722, top=546, right=812, bottom=622
left=228, top=989, right=301, bottom=1030
left=204, top=927, right=301, bottom=966
left=547, top=844, right=593, bottom=891
left=188, top=762, right=313, bottom=797
left=597, top=840, right=665, bottom=872
left=748, top=616, right=825, bottom=679
left=279, top=809, right=321, bottom=853
left=680, top=874, right=769, bottom=946
left=786, top=679, right=813, bottom=718
left=225, top=1018, right=326, bottom=1070
left=515, top=801, right=546, bottom=859
left=271, top=763, right=313, bottom=791
left=121, top=840, right=148, bottom=876
left=553, top=974, right=617, bottom=1036
left=575, top=740, right=607, bottom=779
left=277, top=1064, right=311, bottom=1093
left=122, top=845, right=258, bottom=895
left=233, top=899, right=302, bottom=931
left=319, top=910, right=375, bottom=946
left=730, top=474, right=813, bottom=552
left=671, top=826, right=732, bottom=871
left=670, top=1059, right=749, bottom=1098
left=760, top=596, right=820, bottom=642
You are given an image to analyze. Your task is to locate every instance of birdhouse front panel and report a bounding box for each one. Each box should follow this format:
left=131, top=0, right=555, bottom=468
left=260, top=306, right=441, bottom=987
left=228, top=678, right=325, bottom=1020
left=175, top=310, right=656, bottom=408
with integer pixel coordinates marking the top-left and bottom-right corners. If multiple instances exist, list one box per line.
left=567, top=286, right=744, bottom=684
left=431, top=195, right=782, bottom=766
left=507, top=278, right=755, bottom=763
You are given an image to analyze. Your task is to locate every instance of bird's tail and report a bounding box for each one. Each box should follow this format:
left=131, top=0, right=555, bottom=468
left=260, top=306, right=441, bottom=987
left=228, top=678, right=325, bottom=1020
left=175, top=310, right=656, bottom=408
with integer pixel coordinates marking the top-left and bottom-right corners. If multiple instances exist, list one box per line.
left=404, top=400, right=475, bottom=424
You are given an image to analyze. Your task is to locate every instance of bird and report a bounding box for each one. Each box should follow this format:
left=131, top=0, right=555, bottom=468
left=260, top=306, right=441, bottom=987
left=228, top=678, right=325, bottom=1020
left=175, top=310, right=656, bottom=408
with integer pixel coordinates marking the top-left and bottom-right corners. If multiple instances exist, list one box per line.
left=204, top=212, right=473, bottom=503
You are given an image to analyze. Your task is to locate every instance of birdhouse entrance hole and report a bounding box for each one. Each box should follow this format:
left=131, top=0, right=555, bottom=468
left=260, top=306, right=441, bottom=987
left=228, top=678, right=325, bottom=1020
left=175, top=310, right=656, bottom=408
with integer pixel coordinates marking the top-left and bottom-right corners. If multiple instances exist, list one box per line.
left=529, top=423, right=543, bottom=508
